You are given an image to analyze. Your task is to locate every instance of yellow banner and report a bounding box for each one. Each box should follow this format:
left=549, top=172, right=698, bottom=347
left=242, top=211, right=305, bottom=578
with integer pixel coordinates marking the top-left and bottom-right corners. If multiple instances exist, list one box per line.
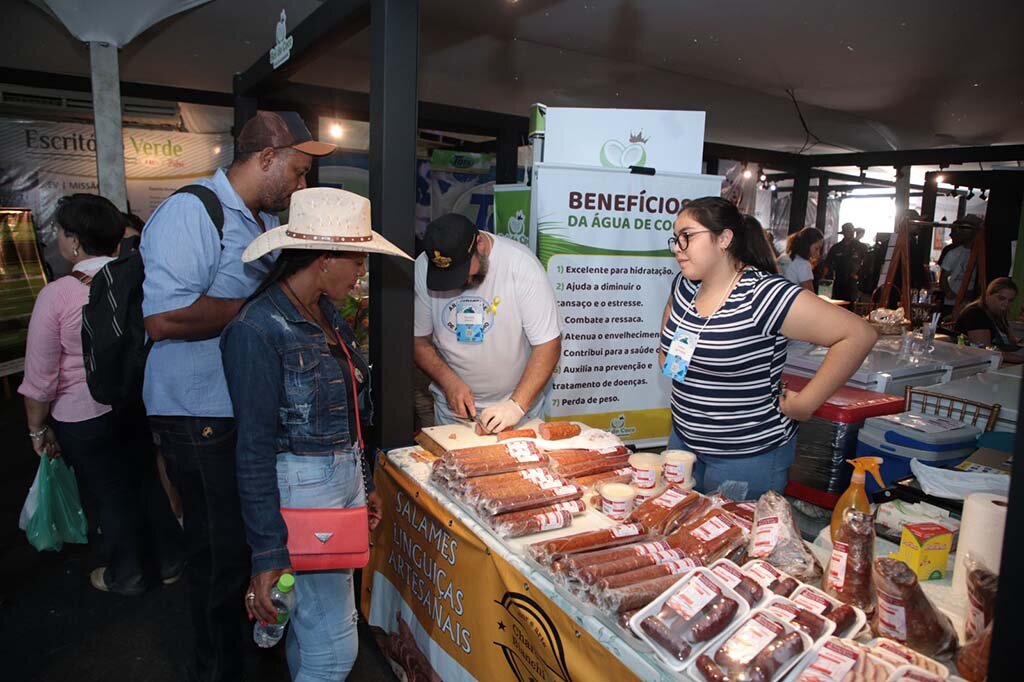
left=557, top=407, right=671, bottom=443
left=361, top=456, right=638, bottom=682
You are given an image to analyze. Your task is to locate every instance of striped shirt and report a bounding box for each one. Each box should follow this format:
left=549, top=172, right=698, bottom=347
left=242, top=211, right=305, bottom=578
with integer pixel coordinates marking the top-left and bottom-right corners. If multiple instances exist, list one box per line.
left=660, top=269, right=803, bottom=457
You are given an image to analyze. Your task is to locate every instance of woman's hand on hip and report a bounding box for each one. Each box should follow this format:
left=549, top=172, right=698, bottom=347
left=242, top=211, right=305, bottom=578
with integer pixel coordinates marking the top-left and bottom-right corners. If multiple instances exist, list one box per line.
left=246, top=568, right=291, bottom=625
left=780, top=389, right=815, bottom=422
left=367, top=491, right=383, bottom=531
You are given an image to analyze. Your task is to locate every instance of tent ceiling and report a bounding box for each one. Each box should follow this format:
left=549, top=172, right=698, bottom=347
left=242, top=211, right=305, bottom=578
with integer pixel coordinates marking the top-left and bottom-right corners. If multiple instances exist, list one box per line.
left=2, top=0, right=1022, bottom=155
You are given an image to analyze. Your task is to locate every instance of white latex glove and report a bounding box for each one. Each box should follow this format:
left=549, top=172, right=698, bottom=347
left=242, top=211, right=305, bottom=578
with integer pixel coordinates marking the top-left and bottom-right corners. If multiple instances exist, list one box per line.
left=479, top=399, right=525, bottom=434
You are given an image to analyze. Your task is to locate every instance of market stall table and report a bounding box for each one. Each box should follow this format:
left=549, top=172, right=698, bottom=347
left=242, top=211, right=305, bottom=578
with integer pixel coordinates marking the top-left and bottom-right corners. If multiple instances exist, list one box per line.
left=361, top=442, right=681, bottom=682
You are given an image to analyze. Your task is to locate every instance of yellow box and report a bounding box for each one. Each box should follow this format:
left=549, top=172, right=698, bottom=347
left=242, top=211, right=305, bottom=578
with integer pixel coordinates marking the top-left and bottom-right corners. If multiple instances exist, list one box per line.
left=892, top=522, right=953, bottom=581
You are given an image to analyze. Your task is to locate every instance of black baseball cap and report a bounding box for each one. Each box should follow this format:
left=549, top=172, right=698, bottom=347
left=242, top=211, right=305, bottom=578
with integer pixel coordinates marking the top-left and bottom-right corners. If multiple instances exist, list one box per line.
left=236, top=111, right=336, bottom=157
left=423, top=213, right=479, bottom=290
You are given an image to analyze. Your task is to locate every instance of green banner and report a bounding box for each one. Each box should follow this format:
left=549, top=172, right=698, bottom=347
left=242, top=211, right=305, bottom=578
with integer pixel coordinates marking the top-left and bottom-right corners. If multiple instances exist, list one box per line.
left=493, top=184, right=531, bottom=251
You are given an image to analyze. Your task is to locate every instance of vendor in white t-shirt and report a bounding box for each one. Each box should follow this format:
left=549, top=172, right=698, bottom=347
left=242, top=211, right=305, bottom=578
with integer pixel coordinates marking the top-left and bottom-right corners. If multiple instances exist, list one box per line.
left=414, top=214, right=562, bottom=432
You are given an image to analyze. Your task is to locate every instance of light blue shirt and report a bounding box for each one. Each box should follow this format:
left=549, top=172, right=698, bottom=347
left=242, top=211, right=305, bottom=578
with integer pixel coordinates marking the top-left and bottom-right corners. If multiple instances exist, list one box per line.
left=141, top=168, right=278, bottom=417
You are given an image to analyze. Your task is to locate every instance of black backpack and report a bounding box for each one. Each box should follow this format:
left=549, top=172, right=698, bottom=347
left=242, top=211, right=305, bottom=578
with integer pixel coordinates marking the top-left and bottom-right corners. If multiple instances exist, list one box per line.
left=80, top=185, right=224, bottom=405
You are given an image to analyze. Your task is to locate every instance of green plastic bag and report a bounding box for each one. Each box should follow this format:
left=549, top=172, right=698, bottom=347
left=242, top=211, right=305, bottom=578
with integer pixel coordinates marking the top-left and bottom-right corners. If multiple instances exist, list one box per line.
left=25, top=456, right=88, bottom=551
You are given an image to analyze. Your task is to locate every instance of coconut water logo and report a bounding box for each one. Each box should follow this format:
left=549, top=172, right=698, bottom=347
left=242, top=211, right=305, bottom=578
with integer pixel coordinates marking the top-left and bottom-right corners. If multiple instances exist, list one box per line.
left=599, top=130, right=649, bottom=169
left=506, top=209, right=528, bottom=245
left=609, top=414, right=637, bottom=438
left=269, top=10, right=293, bottom=69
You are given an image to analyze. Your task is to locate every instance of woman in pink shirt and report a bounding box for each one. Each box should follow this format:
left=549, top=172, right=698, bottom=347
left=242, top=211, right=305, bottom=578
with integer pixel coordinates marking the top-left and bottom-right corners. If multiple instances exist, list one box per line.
left=19, top=194, right=181, bottom=596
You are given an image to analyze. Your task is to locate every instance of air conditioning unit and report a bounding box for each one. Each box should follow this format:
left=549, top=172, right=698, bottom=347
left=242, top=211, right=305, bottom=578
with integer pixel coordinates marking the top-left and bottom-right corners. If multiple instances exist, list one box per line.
left=0, top=83, right=181, bottom=127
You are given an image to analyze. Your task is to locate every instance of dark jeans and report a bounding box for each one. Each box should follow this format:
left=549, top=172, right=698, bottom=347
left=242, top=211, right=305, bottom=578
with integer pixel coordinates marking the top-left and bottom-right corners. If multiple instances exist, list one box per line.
left=149, top=416, right=250, bottom=682
left=52, top=410, right=183, bottom=593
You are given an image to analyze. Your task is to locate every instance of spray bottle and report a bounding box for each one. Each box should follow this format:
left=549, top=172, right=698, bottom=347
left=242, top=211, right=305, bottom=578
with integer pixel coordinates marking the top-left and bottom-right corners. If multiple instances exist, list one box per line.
left=830, top=457, right=885, bottom=542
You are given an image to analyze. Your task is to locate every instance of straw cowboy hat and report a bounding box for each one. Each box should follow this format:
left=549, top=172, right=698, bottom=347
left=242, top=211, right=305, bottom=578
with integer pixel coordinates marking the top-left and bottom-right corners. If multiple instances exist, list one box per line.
left=243, top=187, right=412, bottom=262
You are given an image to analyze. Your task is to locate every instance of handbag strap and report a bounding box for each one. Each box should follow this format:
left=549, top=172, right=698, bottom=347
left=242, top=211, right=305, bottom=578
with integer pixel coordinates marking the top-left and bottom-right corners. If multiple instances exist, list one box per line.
left=327, top=324, right=364, bottom=453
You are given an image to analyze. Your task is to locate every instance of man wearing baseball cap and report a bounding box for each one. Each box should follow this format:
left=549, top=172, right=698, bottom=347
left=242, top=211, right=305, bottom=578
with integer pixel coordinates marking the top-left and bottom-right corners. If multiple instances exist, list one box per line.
left=141, top=111, right=334, bottom=682
left=414, top=213, right=562, bottom=433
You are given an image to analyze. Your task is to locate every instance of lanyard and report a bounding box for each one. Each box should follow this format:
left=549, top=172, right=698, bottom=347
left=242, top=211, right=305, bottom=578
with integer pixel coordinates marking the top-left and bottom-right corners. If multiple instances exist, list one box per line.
left=680, top=268, right=744, bottom=340
left=283, top=282, right=364, bottom=452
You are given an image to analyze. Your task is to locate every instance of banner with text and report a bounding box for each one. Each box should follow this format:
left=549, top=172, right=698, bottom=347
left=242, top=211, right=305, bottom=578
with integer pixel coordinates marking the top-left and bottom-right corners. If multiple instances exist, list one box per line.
left=533, top=163, right=723, bottom=446
left=362, top=456, right=638, bottom=682
left=0, top=118, right=233, bottom=275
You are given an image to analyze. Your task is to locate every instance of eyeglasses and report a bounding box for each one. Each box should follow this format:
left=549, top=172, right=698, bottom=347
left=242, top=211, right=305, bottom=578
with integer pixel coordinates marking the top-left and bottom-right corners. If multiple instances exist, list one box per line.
left=667, top=230, right=712, bottom=251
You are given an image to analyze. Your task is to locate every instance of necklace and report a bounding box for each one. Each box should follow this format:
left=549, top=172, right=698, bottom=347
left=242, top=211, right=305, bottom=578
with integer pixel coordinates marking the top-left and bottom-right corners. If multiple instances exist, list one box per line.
left=684, top=268, right=744, bottom=324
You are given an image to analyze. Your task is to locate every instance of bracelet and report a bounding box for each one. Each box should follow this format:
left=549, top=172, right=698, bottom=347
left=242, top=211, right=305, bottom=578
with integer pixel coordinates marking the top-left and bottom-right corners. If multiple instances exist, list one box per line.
left=28, top=425, right=49, bottom=440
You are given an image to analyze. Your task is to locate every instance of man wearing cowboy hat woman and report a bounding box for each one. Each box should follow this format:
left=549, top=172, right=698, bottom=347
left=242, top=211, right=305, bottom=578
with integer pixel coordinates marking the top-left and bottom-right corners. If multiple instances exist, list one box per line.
left=141, top=111, right=334, bottom=682
left=221, top=187, right=411, bottom=681
left=414, top=213, right=562, bottom=433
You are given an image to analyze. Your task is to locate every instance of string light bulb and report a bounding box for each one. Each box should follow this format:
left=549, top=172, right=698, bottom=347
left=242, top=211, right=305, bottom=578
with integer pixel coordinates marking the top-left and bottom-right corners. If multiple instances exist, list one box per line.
left=329, top=123, right=344, bottom=139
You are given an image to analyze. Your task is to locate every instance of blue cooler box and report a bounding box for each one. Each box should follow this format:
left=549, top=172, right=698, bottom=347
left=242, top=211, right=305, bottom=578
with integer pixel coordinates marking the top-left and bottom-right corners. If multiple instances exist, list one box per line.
left=855, top=412, right=980, bottom=492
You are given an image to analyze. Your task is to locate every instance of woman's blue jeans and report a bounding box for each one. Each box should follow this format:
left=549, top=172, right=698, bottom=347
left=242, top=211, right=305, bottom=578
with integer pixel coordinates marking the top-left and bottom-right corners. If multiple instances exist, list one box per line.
left=667, top=428, right=796, bottom=500
left=276, top=451, right=366, bottom=682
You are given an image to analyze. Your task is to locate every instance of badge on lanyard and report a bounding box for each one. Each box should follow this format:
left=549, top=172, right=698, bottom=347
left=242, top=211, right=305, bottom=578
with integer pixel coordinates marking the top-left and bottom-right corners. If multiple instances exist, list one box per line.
left=662, top=325, right=698, bottom=381
left=455, top=302, right=485, bottom=343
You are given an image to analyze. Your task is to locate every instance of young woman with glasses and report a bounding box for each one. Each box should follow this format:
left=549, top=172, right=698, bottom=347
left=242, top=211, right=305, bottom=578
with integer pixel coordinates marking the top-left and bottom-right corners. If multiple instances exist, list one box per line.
left=658, top=197, right=875, bottom=499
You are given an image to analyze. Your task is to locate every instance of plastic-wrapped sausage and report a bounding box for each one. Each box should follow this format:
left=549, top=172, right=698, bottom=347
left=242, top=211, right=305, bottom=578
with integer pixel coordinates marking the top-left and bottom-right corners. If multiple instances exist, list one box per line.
left=479, top=483, right=583, bottom=515
left=965, top=559, right=998, bottom=642
left=640, top=574, right=739, bottom=662
left=528, top=522, right=647, bottom=564
left=824, top=604, right=857, bottom=635
left=598, top=574, right=682, bottom=614
left=704, top=613, right=805, bottom=681
left=871, top=558, right=958, bottom=658
left=765, top=598, right=829, bottom=640
left=576, top=547, right=686, bottom=584
left=598, top=558, right=700, bottom=591
left=669, top=509, right=746, bottom=563
left=823, top=509, right=876, bottom=614
left=571, top=467, right=634, bottom=489
left=489, top=509, right=572, bottom=539
left=547, top=447, right=629, bottom=466
left=710, top=561, right=764, bottom=607
left=555, top=457, right=633, bottom=479
left=538, top=421, right=582, bottom=440
left=628, top=487, right=700, bottom=535
left=491, top=499, right=586, bottom=526
left=496, top=428, right=537, bottom=441
left=559, top=539, right=673, bottom=575
left=957, top=622, right=991, bottom=682
left=744, top=560, right=798, bottom=597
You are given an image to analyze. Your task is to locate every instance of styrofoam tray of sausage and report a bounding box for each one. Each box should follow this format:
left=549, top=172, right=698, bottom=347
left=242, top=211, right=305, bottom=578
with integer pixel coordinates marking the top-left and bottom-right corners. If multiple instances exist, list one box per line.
left=709, top=558, right=770, bottom=610
left=866, top=639, right=949, bottom=679
left=785, top=636, right=894, bottom=681
left=627, top=568, right=750, bottom=672
left=788, top=583, right=867, bottom=640
left=763, top=596, right=836, bottom=648
left=688, top=607, right=814, bottom=682
left=886, top=664, right=960, bottom=682
left=742, top=559, right=802, bottom=598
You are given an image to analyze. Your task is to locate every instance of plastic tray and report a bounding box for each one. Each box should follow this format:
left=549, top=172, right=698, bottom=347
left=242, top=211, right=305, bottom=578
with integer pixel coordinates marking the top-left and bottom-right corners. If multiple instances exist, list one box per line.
left=708, top=558, right=768, bottom=610
left=787, top=637, right=895, bottom=681
left=762, top=595, right=835, bottom=648
left=886, top=665, right=949, bottom=682
left=867, top=638, right=949, bottom=679
left=743, top=559, right=799, bottom=597
left=687, top=606, right=814, bottom=682
left=627, top=568, right=748, bottom=673
left=789, top=583, right=867, bottom=640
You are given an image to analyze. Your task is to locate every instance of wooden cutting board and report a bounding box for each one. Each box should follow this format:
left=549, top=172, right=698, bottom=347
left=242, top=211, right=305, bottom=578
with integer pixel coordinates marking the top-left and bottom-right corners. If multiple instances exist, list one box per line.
left=415, top=419, right=546, bottom=458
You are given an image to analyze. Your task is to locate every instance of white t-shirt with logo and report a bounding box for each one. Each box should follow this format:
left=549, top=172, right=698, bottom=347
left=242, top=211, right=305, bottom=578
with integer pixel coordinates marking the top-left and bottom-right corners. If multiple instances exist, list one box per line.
left=414, top=234, right=561, bottom=414
left=942, top=245, right=976, bottom=305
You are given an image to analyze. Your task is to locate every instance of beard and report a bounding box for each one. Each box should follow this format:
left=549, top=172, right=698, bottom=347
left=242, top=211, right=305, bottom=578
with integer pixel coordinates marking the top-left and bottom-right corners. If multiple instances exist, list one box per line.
left=464, top=252, right=489, bottom=289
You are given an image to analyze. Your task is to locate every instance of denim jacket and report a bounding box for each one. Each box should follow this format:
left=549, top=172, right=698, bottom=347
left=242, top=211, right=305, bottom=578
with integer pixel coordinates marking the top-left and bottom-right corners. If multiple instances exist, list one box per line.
left=221, top=283, right=372, bottom=573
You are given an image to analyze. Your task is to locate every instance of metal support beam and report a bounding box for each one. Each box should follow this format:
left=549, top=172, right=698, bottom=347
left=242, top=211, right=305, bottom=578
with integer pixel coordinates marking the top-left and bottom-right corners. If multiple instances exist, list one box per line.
left=235, top=1, right=371, bottom=97
left=815, top=176, right=829, bottom=231
left=496, top=126, right=519, bottom=184
left=703, top=142, right=805, bottom=170
left=368, top=0, right=418, bottom=451
left=0, top=66, right=235, bottom=107
left=789, top=168, right=810, bottom=233
left=232, top=78, right=258, bottom=155
left=89, top=42, right=127, bottom=211
left=705, top=158, right=719, bottom=176
left=957, top=195, right=968, bottom=219
left=813, top=169, right=925, bottom=192
left=921, top=172, right=939, bottom=222
left=808, top=145, right=1024, bottom=168
left=894, top=166, right=911, bottom=216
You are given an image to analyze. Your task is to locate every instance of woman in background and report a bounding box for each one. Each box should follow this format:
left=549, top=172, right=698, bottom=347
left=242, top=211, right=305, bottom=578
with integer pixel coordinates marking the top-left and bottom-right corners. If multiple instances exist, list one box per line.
left=783, top=227, right=824, bottom=291
left=19, top=194, right=181, bottom=595
left=955, top=277, right=1023, bottom=363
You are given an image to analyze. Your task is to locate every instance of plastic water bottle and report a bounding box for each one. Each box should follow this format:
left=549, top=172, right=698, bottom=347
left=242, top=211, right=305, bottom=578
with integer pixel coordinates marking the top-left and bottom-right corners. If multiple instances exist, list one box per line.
left=253, top=573, right=296, bottom=648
